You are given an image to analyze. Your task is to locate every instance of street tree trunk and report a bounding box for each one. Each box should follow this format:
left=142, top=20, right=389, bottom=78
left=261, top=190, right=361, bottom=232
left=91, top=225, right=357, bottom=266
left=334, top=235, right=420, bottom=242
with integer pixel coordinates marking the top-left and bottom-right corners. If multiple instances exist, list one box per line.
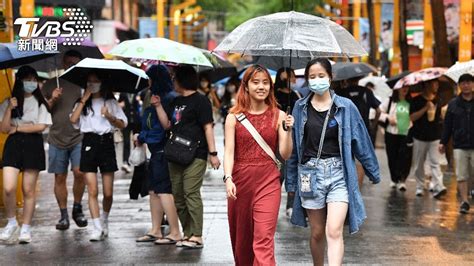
left=367, top=0, right=377, bottom=66
left=399, top=0, right=409, bottom=71
left=430, top=0, right=451, bottom=67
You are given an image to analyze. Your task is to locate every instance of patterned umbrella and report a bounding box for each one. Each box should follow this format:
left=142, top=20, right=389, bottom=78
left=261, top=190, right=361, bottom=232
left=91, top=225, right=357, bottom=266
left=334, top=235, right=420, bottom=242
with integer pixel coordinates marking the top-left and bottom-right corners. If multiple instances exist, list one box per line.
left=394, top=67, right=448, bottom=89
left=108, top=38, right=213, bottom=67
left=445, top=60, right=474, bottom=83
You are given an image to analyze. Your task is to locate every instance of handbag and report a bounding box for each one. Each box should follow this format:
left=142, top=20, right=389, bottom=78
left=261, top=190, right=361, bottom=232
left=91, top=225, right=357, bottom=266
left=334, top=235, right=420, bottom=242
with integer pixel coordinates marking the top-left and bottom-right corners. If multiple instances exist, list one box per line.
left=298, top=98, right=334, bottom=197
left=128, top=145, right=147, bottom=166
left=164, top=132, right=200, bottom=166
left=235, top=113, right=282, bottom=171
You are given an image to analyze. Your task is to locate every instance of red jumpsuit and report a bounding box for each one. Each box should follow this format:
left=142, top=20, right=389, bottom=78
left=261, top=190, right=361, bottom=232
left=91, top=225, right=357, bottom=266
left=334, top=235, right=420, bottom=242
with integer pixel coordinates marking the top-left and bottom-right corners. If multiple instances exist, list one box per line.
left=228, top=108, right=281, bottom=266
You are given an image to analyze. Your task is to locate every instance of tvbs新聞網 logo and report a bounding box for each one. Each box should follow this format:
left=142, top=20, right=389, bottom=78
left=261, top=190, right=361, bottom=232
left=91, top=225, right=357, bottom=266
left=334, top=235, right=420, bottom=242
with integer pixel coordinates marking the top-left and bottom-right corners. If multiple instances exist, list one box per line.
left=14, top=8, right=93, bottom=52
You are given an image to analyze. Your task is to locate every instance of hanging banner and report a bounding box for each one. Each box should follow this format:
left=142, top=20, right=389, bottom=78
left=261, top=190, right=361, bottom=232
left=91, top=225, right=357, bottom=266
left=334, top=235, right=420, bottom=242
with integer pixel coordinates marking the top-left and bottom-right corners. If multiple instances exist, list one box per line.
left=458, top=0, right=472, bottom=61
left=421, top=0, right=433, bottom=68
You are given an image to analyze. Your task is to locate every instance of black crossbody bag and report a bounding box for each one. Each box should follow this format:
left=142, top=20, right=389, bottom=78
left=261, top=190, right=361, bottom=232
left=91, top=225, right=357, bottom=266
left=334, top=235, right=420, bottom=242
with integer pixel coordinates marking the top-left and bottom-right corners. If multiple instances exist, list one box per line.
left=164, top=132, right=200, bottom=166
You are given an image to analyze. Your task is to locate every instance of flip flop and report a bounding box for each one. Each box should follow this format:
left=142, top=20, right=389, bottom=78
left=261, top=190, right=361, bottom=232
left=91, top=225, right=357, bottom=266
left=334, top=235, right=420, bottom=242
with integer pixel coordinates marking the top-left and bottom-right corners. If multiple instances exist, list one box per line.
left=176, top=237, right=189, bottom=247
left=154, top=237, right=178, bottom=245
left=182, top=239, right=203, bottom=249
left=136, top=234, right=160, bottom=242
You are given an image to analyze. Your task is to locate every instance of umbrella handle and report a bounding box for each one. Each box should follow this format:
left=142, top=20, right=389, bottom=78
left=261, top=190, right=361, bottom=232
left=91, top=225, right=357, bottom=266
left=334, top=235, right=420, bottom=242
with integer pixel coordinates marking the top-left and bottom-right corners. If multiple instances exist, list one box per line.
left=282, top=106, right=290, bottom=131
left=55, top=68, right=60, bottom=88
left=135, top=76, right=141, bottom=90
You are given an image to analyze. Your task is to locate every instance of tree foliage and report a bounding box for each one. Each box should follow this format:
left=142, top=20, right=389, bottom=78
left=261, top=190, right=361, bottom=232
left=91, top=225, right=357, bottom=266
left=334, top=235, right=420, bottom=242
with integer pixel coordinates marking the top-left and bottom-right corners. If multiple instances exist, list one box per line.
left=198, top=0, right=323, bottom=31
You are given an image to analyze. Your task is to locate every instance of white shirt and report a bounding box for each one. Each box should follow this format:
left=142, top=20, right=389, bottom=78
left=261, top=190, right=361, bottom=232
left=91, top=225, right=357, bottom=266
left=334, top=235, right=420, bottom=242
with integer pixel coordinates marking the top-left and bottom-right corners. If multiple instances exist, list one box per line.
left=0, top=96, right=52, bottom=126
left=72, top=98, right=128, bottom=135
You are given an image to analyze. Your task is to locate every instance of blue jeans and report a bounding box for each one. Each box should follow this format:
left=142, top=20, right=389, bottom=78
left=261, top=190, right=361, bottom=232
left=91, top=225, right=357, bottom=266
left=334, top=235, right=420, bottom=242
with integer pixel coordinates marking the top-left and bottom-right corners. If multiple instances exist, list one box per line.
left=48, top=142, right=82, bottom=174
left=299, top=157, right=348, bottom=210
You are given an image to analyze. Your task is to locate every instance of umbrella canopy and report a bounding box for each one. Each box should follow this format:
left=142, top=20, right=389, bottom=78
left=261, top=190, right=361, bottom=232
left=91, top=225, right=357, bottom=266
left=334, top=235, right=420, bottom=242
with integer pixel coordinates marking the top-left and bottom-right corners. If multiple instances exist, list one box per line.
left=359, top=76, right=392, bottom=100
left=199, top=49, right=237, bottom=83
left=445, top=60, right=474, bottom=83
left=108, top=37, right=213, bottom=67
left=214, top=11, right=367, bottom=58
left=27, top=38, right=103, bottom=73
left=254, top=56, right=311, bottom=70
left=386, top=71, right=411, bottom=88
left=332, top=62, right=377, bottom=81
left=60, top=58, right=149, bottom=93
left=394, top=67, right=448, bottom=89
left=0, top=42, right=58, bottom=69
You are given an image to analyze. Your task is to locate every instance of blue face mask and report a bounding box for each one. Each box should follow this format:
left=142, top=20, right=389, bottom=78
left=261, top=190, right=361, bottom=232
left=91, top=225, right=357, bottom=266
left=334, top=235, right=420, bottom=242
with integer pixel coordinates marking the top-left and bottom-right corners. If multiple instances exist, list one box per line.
left=308, top=78, right=330, bottom=95
left=23, top=81, right=38, bottom=93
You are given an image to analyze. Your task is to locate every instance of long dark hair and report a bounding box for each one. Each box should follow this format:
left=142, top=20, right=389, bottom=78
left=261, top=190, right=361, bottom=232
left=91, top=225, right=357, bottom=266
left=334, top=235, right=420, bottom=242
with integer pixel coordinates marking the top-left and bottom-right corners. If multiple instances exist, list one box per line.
left=392, top=88, right=411, bottom=102
left=81, top=71, right=114, bottom=116
left=274, top=67, right=295, bottom=90
left=12, top=65, right=50, bottom=119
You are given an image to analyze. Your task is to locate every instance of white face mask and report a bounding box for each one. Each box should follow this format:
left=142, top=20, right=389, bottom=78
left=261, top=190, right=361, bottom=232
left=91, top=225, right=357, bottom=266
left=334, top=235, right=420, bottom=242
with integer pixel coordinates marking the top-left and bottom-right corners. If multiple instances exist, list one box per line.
left=23, top=81, right=37, bottom=93
left=87, top=82, right=101, bottom=93
left=308, top=77, right=330, bottom=95
left=290, top=82, right=297, bottom=90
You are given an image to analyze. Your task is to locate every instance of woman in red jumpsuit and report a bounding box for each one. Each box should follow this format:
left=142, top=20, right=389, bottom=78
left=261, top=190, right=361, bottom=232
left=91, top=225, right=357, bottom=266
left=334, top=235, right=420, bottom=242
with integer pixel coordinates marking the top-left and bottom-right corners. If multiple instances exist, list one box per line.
left=223, top=65, right=294, bottom=265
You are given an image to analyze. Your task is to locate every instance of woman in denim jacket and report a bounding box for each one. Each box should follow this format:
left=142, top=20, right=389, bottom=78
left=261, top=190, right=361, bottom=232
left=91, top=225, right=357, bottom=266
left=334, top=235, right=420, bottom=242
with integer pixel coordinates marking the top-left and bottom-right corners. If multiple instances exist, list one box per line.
left=286, top=58, right=381, bottom=265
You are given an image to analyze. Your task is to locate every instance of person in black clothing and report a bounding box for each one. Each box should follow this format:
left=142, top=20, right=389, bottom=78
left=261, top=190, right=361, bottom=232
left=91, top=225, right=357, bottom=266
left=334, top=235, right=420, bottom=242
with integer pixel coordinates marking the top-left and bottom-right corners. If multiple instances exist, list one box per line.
left=410, top=79, right=447, bottom=199
left=220, top=76, right=240, bottom=128
left=440, top=73, right=474, bottom=213
left=167, top=65, right=221, bottom=249
left=336, top=77, right=381, bottom=187
left=274, top=67, right=301, bottom=113
left=274, top=67, right=301, bottom=217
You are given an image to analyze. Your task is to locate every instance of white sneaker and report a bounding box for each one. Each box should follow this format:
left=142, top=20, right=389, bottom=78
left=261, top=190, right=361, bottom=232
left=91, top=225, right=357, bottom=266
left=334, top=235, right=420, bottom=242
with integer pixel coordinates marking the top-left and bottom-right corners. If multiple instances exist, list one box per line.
left=121, top=164, right=132, bottom=173
left=0, top=224, right=19, bottom=241
left=397, top=182, right=407, bottom=192
left=89, top=228, right=104, bottom=241
left=102, top=219, right=109, bottom=237
left=286, top=208, right=293, bottom=218
left=18, top=231, right=32, bottom=244
left=390, top=181, right=397, bottom=189
left=416, top=188, right=424, bottom=197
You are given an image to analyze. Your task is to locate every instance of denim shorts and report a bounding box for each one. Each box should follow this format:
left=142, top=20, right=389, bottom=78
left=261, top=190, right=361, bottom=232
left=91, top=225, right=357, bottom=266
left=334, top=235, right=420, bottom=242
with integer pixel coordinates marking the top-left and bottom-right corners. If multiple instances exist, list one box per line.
left=48, top=142, right=82, bottom=174
left=300, top=157, right=349, bottom=210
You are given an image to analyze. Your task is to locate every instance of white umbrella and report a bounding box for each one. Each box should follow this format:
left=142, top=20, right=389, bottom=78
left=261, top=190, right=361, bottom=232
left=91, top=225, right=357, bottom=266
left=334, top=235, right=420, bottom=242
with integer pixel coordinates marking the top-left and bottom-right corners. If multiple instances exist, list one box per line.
left=359, top=76, right=392, bottom=101
left=60, top=58, right=149, bottom=93
left=445, top=60, right=474, bottom=83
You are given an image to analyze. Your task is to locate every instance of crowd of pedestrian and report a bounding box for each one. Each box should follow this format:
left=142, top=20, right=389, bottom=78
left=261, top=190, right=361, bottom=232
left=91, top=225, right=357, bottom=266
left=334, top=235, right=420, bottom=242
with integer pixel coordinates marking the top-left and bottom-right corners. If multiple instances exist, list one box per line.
left=0, top=49, right=472, bottom=266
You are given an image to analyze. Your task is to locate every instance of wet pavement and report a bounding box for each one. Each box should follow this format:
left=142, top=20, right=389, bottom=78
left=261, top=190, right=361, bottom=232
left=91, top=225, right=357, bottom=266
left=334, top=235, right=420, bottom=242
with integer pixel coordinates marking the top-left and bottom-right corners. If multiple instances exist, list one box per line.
left=1, top=126, right=473, bottom=264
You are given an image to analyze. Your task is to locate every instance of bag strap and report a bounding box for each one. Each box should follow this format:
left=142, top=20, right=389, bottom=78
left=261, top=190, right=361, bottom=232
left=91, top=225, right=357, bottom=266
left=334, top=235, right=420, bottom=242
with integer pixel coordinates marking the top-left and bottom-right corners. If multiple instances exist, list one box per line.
left=235, top=113, right=281, bottom=166
left=315, top=99, right=334, bottom=160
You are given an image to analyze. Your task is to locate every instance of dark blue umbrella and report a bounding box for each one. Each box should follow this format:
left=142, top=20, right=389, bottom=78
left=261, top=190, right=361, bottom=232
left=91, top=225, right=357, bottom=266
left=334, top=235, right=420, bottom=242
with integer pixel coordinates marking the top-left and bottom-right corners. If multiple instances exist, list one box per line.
left=0, top=42, right=58, bottom=93
left=0, top=42, right=58, bottom=69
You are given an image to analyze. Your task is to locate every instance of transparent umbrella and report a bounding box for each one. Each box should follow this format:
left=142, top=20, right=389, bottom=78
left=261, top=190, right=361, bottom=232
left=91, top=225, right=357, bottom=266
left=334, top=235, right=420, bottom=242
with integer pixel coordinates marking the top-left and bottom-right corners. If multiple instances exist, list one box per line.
left=214, top=11, right=367, bottom=58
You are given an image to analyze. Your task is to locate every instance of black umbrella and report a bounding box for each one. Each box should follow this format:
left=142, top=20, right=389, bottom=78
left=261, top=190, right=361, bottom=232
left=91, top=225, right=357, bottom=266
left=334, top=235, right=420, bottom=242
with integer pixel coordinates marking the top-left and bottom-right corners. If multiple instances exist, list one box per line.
left=385, top=71, right=411, bottom=88
left=26, top=38, right=103, bottom=73
left=200, top=50, right=237, bottom=83
left=59, top=58, right=149, bottom=93
left=332, top=62, right=378, bottom=81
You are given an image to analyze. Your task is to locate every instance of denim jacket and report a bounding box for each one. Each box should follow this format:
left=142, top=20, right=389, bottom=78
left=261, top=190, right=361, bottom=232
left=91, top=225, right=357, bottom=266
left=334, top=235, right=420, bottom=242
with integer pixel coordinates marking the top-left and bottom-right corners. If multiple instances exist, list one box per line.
left=285, top=92, right=381, bottom=234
